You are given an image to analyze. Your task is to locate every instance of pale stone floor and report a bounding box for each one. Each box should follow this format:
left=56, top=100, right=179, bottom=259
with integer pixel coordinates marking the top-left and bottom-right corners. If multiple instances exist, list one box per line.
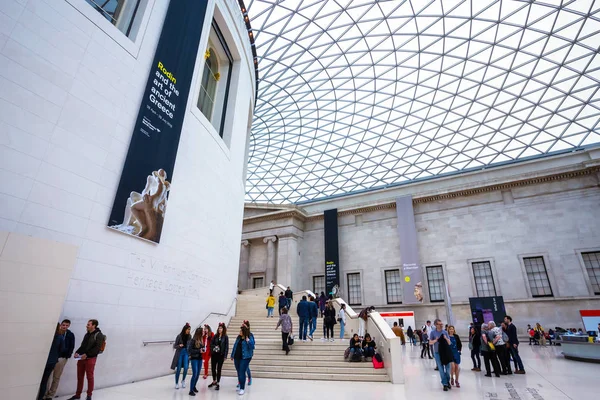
left=57, top=344, right=599, bottom=399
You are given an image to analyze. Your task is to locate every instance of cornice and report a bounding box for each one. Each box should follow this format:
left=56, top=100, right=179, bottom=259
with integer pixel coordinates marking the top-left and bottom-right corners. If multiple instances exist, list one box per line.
left=243, top=209, right=308, bottom=224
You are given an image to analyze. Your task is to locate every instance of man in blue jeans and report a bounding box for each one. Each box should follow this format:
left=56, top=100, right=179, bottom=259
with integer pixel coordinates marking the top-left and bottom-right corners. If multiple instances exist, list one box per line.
left=429, top=318, right=452, bottom=391
left=308, top=296, right=318, bottom=341
left=296, top=295, right=310, bottom=342
left=504, top=315, right=526, bottom=374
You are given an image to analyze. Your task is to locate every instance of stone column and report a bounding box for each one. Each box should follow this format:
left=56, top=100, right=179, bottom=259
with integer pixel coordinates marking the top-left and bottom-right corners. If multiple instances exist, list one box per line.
left=276, top=234, right=299, bottom=289
left=239, top=240, right=250, bottom=290
left=263, top=236, right=277, bottom=286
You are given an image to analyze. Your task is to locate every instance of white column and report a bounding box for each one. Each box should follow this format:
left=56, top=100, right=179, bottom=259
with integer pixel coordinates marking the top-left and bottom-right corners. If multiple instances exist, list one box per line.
left=276, top=235, right=299, bottom=289
left=263, top=236, right=277, bottom=286
left=239, top=240, right=251, bottom=290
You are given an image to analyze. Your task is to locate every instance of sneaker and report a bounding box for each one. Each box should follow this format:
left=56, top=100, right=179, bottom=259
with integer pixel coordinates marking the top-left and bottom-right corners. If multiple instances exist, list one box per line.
left=443, top=386, right=448, bottom=391
left=303, top=339, right=307, bottom=342
left=208, top=382, right=216, bottom=388
left=248, top=378, right=252, bottom=386
left=188, top=391, right=195, bottom=396
left=321, top=338, right=326, bottom=341
left=193, top=387, right=199, bottom=393
left=182, top=381, right=186, bottom=388
left=308, top=335, right=313, bottom=341
left=175, top=384, right=179, bottom=389
left=330, top=339, right=335, bottom=342
left=215, top=384, right=220, bottom=391
left=239, top=389, right=245, bottom=395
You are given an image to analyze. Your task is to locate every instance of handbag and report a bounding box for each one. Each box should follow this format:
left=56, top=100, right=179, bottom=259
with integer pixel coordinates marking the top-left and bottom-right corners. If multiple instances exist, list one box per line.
left=288, top=335, right=294, bottom=345
left=372, top=353, right=384, bottom=369
left=488, top=342, right=495, bottom=351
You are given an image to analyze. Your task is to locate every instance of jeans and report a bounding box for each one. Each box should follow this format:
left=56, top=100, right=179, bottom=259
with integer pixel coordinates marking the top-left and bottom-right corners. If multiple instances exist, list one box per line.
left=234, top=358, right=251, bottom=390
left=282, top=332, right=290, bottom=352
left=190, top=359, right=201, bottom=391
left=299, top=317, right=309, bottom=340
left=211, top=354, right=224, bottom=382
left=175, top=348, right=189, bottom=383
left=287, top=298, right=292, bottom=309
left=75, top=357, right=97, bottom=397
left=38, top=363, right=56, bottom=400
left=267, top=307, right=274, bottom=317
left=339, top=320, right=345, bottom=339
left=363, top=347, right=375, bottom=357
left=433, top=352, right=450, bottom=386
left=471, top=347, right=481, bottom=369
left=349, top=347, right=363, bottom=358
left=309, top=317, right=317, bottom=337
left=510, top=345, right=524, bottom=371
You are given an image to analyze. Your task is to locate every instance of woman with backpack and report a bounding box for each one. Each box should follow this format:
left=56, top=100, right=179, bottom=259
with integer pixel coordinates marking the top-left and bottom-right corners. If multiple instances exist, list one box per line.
left=201, top=325, right=214, bottom=380
left=231, top=325, right=255, bottom=395
left=275, top=306, right=293, bottom=355
left=208, top=323, right=228, bottom=391
left=323, top=301, right=337, bottom=341
left=187, top=327, right=203, bottom=396
left=171, top=323, right=191, bottom=389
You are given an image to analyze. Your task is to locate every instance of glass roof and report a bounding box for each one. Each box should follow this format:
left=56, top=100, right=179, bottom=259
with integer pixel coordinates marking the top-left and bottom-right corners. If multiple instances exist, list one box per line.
left=246, top=0, right=600, bottom=204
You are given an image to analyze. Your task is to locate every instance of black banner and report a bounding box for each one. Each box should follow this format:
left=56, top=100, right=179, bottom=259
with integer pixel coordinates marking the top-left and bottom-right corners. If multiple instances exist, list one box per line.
left=108, top=1, right=208, bottom=243
left=324, top=209, right=340, bottom=297
left=469, top=296, right=506, bottom=327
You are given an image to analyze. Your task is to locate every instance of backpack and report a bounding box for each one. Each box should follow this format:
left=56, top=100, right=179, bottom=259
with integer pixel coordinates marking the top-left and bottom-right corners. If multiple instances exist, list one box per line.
left=350, top=350, right=362, bottom=362
left=372, top=353, right=384, bottom=369
left=344, top=347, right=350, bottom=359
left=94, top=332, right=107, bottom=354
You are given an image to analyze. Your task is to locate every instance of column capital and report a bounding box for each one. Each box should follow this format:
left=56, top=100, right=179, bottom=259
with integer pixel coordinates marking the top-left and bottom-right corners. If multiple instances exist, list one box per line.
left=241, top=240, right=250, bottom=247
left=263, top=236, right=277, bottom=244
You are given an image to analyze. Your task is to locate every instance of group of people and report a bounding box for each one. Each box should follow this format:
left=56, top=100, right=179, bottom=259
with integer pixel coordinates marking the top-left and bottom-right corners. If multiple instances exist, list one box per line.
left=346, top=333, right=378, bottom=361
left=171, top=320, right=255, bottom=396
left=423, top=315, right=526, bottom=392
left=295, top=294, right=347, bottom=341
left=267, top=285, right=294, bottom=317
left=38, top=319, right=105, bottom=400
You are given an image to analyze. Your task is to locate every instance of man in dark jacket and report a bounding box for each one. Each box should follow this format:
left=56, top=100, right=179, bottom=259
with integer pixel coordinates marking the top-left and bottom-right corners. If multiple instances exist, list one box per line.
left=296, top=296, right=310, bottom=342
left=44, top=319, right=75, bottom=399
left=68, top=319, right=103, bottom=400
left=285, top=287, right=293, bottom=308
left=308, top=296, right=319, bottom=341
left=504, top=315, right=525, bottom=374
left=278, top=292, right=287, bottom=316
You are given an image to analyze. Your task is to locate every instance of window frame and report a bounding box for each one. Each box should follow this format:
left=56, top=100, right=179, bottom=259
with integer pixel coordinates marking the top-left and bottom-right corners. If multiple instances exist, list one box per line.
left=517, top=254, right=555, bottom=298
left=424, top=264, right=446, bottom=303
left=383, top=268, right=402, bottom=304
left=469, top=259, right=498, bottom=297
left=312, top=275, right=325, bottom=297
left=577, top=249, right=600, bottom=296
left=345, top=271, right=363, bottom=306
left=251, top=276, right=265, bottom=289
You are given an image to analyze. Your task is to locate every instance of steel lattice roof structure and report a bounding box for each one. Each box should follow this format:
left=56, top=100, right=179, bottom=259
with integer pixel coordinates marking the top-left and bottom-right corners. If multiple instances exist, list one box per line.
left=245, top=0, right=600, bottom=204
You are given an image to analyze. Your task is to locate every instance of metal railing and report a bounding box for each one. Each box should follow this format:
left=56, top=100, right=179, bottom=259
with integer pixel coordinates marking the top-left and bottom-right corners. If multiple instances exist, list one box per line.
left=143, top=339, right=175, bottom=347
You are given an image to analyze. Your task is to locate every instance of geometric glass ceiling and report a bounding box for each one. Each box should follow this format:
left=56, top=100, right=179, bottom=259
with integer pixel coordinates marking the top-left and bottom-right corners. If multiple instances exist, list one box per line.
left=246, top=0, right=600, bottom=204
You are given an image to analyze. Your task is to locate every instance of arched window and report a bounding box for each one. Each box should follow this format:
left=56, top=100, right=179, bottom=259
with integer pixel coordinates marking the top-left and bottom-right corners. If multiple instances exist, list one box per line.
left=198, top=48, right=219, bottom=120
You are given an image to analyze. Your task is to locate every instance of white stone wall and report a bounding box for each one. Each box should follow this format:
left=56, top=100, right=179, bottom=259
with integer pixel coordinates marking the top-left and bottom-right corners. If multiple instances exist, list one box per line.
left=1, top=0, right=253, bottom=395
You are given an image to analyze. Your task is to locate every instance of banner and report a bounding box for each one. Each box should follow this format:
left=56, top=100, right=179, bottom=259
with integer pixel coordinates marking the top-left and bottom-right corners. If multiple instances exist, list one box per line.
left=324, top=209, right=340, bottom=297
left=396, top=196, right=424, bottom=304
left=469, top=296, right=506, bottom=327
left=108, top=1, right=209, bottom=243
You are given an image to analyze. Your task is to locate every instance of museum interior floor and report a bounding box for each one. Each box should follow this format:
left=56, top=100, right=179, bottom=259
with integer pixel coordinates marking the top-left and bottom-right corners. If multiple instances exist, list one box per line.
left=56, top=342, right=597, bottom=399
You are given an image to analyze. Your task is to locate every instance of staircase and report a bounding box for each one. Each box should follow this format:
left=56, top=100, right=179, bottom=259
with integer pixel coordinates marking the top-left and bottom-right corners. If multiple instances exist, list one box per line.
left=220, top=290, right=389, bottom=382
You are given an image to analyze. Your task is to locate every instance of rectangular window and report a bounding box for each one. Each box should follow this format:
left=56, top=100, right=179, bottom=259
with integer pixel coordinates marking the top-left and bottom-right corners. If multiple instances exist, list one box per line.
left=313, top=275, right=325, bottom=297
left=582, top=252, right=600, bottom=294
left=347, top=273, right=362, bottom=306
left=426, top=266, right=445, bottom=302
left=198, top=20, right=233, bottom=138
left=252, top=277, right=264, bottom=289
left=85, top=0, right=144, bottom=37
left=472, top=261, right=497, bottom=297
left=384, top=269, right=402, bottom=304
left=523, top=257, right=553, bottom=297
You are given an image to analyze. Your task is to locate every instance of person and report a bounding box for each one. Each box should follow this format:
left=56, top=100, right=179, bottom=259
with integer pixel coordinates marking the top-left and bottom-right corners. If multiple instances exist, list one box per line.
left=547, top=328, right=554, bottom=345
left=392, top=322, right=402, bottom=338
left=338, top=303, right=347, bottom=339
left=38, top=323, right=65, bottom=400
left=323, top=301, right=336, bottom=341
left=171, top=323, right=191, bottom=389
left=447, top=325, right=462, bottom=388
left=276, top=306, right=293, bottom=355
left=201, top=325, right=214, bottom=380
left=318, top=292, right=327, bottom=317
left=481, top=323, right=501, bottom=378
left=187, top=327, right=203, bottom=396
left=358, top=306, right=375, bottom=338
left=407, top=326, right=415, bottom=345
left=67, top=319, right=103, bottom=400
left=422, top=320, right=432, bottom=331
left=536, top=323, right=546, bottom=345
left=278, top=292, right=287, bottom=316
left=489, top=321, right=509, bottom=375
left=528, top=324, right=536, bottom=345
left=349, top=333, right=363, bottom=360
left=469, top=326, right=481, bottom=372
left=44, top=319, right=75, bottom=399
left=208, top=323, right=228, bottom=391
left=362, top=333, right=377, bottom=359
left=504, top=316, right=525, bottom=374
left=231, top=325, right=255, bottom=395
left=296, top=295, right=310, bottom=342
left=266, top=292, right=276, bottom=318
left=285, top=286, right=293, bottom=309
left=308, top=295, right=318, bottom=341
left=429, top=319, right=453, bottom=391
left=398, top=325, right=406, bottom=345
left=269, top=280, right=275, bottom=295
left=240, top=320, right=254, bottom=387
left=421, top=327, right=432, bottom=359
left=501, top=322, right=513, bottom=374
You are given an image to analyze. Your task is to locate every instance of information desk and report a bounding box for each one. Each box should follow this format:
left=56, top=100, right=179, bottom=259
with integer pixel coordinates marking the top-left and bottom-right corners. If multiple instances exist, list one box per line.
left=557, top=336, right=600, bottom=363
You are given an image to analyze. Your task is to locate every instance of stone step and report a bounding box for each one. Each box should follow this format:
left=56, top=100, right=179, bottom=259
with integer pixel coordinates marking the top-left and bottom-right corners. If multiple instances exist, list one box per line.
left=230, top=358, right=374, bottom=368
left=219, top=370, right=389, bottom=382
left=220, top=364, right=387, bottom=375
left=251, top=342, right=349, bottom=349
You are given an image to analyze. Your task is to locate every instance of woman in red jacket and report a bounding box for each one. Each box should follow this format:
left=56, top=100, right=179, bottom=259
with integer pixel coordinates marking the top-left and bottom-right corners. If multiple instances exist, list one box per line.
left=201, top=325, right=214, bottom=379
